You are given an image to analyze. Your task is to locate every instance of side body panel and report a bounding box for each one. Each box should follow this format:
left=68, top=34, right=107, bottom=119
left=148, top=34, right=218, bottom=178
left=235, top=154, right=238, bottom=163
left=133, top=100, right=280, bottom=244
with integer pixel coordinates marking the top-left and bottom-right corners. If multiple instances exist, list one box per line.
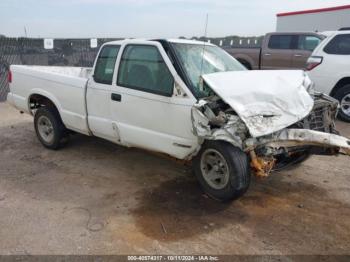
left=260, top=34, right=294, bottom=69
left=87, top=40, right=198, bottom=159
left=291, top=33, right=323, bottom=69
left=8, top=65, right=90, bottom=134
left=86, top=79, right=119, bottom=142
left=110, top=88, right=197, bottom=159
left=108, top=41, right=199, bottom=159
left=86, top=45, right=122, bottom=142
left=291, top=49, right=313, bottom=69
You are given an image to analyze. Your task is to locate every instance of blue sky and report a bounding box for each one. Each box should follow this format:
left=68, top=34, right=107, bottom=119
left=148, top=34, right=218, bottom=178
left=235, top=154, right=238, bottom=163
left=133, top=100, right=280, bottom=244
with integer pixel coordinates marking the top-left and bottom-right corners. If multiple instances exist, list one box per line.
left=0, top=0, right=349, bottom=38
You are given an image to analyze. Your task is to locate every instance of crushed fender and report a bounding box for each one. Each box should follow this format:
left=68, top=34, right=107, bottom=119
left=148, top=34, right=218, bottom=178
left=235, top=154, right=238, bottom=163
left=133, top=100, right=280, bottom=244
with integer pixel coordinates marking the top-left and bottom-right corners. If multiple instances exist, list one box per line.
left=191, top=82, right=350, bottom=172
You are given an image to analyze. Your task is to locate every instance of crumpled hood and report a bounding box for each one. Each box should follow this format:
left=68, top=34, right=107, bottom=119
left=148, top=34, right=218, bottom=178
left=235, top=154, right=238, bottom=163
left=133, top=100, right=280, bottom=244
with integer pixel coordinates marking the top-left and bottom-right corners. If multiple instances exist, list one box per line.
left=202, top=70, right=314, bottom=137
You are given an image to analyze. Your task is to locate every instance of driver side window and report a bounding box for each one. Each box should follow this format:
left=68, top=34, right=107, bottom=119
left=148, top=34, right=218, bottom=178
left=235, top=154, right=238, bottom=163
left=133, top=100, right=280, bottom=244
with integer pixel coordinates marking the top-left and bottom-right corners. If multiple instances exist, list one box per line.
left=117, top=45, right=174, bottom=97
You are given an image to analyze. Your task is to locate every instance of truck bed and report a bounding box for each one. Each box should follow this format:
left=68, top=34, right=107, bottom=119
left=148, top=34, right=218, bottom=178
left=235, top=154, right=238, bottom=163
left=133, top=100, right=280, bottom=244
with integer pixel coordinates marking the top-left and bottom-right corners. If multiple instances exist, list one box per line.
left=24, top=66, right=93, bottom=78
left=7, top=65, right=92, bottom=135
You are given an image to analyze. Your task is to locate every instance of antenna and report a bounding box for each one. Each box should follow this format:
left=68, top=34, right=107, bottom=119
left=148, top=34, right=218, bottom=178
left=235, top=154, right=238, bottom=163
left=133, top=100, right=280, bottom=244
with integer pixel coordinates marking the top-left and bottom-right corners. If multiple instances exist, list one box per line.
left=24, top=26, right=28, bottom=38
left=199, top=13, right=209, bottom=86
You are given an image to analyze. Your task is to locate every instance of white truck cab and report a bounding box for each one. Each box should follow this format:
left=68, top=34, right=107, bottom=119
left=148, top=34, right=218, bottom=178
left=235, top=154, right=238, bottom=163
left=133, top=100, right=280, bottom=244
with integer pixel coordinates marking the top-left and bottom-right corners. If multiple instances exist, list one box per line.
left=7, top=38, right=350, bottom=201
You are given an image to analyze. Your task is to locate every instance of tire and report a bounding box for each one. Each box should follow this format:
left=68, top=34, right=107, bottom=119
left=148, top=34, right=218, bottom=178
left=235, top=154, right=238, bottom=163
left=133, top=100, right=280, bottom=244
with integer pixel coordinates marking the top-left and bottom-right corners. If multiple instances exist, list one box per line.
left=273, top=151, right=310, bottom=172
left=334, top=84, right=350, bottom=123
left=193, top=141, right=251, bottom=202
left=237, top=59, right=252, bottom=70
left=34, top=107, right=68, bottom=150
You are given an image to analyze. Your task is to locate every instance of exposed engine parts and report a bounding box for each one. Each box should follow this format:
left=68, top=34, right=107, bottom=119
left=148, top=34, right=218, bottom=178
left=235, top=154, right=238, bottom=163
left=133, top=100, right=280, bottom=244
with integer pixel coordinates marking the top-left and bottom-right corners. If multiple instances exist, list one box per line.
left=192, top=93, right=350, bottom=178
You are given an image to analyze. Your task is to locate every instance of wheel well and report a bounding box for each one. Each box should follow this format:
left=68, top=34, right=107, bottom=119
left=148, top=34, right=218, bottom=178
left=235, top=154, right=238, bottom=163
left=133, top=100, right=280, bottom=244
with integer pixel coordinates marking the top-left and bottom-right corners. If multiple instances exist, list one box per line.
left=330, top=77, right=350, bottom=97
left=29, top=94, right=58, bottom=114
left=237, top=59, right=252, bottom=70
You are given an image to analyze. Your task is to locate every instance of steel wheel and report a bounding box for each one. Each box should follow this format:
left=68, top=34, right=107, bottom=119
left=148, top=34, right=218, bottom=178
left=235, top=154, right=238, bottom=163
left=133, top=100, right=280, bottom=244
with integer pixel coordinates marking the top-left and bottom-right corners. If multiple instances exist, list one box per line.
left=194, top=141, right=251, bottom=201
left=37, top=115, right=54, bottom=144
left=200, top=148, right=230, bottom=190
left=341, top=94, right=350, bottom=117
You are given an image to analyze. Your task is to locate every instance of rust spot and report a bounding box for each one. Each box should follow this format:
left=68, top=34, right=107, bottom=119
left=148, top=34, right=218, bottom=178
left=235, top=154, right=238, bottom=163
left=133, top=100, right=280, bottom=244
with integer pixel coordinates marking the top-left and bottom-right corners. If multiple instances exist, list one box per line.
left=250, top=150, right=275, bottom=178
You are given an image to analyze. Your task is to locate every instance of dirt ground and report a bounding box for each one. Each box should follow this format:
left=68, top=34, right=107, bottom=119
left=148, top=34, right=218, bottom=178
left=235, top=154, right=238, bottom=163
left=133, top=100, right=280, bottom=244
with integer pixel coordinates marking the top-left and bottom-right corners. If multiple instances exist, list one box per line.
left=0, top=102, right=350, bottom=255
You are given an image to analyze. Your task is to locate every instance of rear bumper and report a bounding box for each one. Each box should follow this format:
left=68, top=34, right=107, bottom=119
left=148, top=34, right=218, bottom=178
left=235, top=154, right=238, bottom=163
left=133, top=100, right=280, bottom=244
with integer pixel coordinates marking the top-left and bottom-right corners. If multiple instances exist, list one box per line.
left=6, top=92, right=15, bottom=106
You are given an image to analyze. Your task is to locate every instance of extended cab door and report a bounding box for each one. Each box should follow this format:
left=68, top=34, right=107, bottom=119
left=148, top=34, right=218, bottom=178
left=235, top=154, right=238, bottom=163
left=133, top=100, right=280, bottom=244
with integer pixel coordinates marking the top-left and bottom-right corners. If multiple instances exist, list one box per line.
left=292, top=34, right=323, bottom=69
left=261, top=34, right=294, bottom=69
left=86, top=45, right=121, bottom=142
left=109, top=41, right=198, bottom=159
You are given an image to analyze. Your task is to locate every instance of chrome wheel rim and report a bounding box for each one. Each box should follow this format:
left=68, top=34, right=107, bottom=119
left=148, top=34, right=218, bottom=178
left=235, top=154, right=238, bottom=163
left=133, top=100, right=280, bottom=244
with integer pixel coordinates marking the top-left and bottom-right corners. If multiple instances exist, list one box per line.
left=37, top=115, right=54, bottom=144
left=200, top=149, right=230, bottom=190
left=341, top=94, right=350, bottom=117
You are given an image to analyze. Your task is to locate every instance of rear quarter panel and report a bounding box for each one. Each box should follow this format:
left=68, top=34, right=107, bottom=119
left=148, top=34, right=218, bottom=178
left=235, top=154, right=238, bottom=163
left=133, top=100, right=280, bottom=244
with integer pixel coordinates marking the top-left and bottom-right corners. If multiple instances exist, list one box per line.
left=9, top=65, right=90, bottom=134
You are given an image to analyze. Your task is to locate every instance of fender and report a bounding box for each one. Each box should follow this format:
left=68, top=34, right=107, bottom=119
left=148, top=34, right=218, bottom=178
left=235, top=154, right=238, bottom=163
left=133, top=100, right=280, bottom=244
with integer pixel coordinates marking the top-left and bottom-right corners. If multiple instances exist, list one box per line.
left=28, top=88, right=63, bottom=116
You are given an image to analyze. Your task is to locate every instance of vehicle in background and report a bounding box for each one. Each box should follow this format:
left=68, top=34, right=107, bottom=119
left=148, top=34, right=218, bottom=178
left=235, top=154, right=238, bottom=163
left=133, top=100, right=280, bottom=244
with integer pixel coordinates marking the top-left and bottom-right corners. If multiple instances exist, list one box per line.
left=225, top=32, right=324, bottom=70
left=7, top=39, right=350, bottom=201
left=307, top=31, right=350, bottom=122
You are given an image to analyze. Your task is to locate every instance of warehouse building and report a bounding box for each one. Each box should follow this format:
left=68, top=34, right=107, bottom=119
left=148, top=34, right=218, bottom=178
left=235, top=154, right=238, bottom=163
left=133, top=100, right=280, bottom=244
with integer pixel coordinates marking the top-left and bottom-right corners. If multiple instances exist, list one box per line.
left=276, top=5, right=350, bottom=32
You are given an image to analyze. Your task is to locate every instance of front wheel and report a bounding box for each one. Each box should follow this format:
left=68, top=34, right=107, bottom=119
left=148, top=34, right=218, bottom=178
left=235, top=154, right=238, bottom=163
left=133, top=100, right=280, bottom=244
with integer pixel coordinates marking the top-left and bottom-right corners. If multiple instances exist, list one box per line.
left=193, top=141, right=251, bottom=202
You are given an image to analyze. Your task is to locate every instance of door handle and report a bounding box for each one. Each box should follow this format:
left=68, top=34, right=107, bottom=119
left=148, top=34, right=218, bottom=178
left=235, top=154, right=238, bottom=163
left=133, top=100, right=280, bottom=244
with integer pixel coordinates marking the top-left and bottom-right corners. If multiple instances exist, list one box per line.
left=264, top=53, right=271, bottom=56
left=294, top=54, right=302, bottom=57
left=111, top=93, right=122, bottom=102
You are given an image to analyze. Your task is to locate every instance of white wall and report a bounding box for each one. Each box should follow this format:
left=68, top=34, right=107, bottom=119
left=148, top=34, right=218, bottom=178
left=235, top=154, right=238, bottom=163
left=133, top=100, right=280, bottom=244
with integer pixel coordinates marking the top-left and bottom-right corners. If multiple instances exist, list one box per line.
left=277, top=9, right=350, bottom=32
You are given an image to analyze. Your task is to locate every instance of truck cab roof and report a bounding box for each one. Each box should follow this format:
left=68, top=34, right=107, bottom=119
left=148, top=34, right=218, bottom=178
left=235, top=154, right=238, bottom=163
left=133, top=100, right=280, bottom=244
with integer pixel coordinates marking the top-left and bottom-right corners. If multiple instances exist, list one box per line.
left=104, top=38, right=215, bottom=46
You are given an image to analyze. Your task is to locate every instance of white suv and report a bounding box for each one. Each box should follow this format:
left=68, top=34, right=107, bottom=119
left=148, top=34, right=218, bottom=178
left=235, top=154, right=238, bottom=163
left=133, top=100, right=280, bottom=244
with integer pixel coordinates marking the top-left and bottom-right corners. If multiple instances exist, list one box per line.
left=307, top=31, right=350, bottom=122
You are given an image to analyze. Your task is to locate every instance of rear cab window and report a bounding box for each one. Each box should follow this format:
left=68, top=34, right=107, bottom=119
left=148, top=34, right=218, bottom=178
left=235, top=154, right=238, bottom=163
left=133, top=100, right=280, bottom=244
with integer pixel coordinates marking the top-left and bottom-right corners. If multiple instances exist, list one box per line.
left=94, top=45, right=121, bottom=84
left=324, top=34, right=350, bottom=55
left=117, top=44, right=174, bottom=97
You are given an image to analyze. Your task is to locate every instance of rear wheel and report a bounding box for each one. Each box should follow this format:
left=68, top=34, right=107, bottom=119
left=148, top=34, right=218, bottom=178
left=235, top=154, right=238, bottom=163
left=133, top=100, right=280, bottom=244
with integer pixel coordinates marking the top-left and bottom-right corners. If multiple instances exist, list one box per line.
left=237, top=59, right=252, bottom=70
left=334, top=84, right=350, bottom=122
left=34, top=107, right=68, bottom=150
left=193, top=141, right=251, bottom=202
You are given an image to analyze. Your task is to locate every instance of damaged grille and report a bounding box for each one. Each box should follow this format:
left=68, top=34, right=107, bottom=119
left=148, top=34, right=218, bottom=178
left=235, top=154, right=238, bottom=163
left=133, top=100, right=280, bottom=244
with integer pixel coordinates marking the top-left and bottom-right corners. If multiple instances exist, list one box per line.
left=294, top=95, right=338, bottom=133
left=305, top=104, right=331, bottom=132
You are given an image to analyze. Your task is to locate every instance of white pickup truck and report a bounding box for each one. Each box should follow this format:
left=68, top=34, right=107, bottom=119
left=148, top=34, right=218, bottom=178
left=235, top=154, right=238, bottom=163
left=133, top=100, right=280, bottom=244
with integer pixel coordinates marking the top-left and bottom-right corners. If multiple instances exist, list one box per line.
left=7, top=39, right=350, bottom=201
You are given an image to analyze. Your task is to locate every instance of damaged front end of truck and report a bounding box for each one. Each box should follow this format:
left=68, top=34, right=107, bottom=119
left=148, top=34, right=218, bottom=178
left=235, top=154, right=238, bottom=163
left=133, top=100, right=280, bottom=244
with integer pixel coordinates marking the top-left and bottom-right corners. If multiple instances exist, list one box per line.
left=191, top=70, right=350, bottom=178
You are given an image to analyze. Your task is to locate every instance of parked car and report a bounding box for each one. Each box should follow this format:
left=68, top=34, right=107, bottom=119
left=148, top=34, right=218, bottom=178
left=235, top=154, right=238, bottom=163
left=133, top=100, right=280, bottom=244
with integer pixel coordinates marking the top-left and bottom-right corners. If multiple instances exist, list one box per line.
left=307, top=31, right=350, bottom=122
left=225, top=32, right=324, bottom=70
left=7, top=39, right=350, bottom=201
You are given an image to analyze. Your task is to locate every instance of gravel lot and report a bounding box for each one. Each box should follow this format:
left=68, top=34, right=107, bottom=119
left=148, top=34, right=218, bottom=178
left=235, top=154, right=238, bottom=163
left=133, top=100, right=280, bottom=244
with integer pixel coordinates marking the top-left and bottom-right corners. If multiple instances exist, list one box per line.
left=1, top=102, right=350, bottom=255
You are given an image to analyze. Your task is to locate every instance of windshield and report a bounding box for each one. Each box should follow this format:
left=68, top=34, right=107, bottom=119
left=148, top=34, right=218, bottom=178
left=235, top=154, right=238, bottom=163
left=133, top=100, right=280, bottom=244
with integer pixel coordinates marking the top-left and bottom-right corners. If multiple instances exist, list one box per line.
left=171, top=42, right=246, bottom=98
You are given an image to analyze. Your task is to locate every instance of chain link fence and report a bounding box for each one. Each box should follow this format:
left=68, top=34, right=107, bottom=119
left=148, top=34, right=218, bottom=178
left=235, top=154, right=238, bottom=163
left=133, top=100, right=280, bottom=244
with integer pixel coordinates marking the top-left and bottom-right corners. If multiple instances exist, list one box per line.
left=0, top=37, right=123, bottom=101
left=0, top=36, right=262, bottom=101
